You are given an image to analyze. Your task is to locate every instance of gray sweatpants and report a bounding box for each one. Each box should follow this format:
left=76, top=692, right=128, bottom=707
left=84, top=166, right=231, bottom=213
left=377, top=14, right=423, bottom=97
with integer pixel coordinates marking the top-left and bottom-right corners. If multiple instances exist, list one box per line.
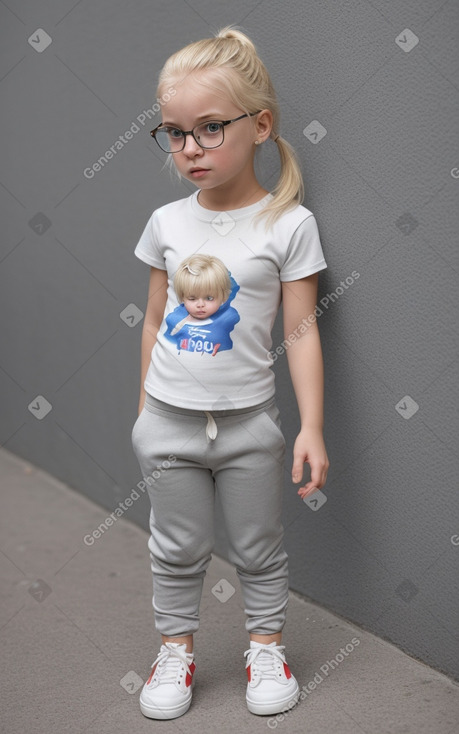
left=131, top=393, right=289, bottom=637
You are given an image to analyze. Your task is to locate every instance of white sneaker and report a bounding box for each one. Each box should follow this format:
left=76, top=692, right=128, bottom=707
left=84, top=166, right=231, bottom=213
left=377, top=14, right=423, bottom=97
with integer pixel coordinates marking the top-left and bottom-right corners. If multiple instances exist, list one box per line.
left=139, top=642, right=195, bottom=720
left=244, top=641, right=300, bottom=715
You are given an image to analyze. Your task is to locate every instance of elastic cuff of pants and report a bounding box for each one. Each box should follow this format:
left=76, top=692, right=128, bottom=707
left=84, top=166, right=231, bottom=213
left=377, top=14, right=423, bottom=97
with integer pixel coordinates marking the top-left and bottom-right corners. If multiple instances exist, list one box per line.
left=204, top=411, right=218, bottom=441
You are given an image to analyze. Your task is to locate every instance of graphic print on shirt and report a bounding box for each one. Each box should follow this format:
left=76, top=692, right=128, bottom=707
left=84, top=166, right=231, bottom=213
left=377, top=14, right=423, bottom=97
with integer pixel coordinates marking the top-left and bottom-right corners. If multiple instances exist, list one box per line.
left=164, top=268, right=240, bottom=357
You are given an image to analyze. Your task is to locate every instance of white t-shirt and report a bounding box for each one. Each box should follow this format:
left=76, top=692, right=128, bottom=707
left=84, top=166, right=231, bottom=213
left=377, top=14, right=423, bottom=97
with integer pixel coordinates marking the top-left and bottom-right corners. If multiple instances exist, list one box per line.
left=134, top=190, right=327, bottom=410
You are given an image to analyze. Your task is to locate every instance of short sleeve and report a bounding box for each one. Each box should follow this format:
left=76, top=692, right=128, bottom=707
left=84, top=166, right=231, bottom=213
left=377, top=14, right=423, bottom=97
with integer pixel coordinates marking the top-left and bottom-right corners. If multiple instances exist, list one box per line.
left=280, top=215, right=327, bottom=282
left=133, top=212, right=166, bottom=269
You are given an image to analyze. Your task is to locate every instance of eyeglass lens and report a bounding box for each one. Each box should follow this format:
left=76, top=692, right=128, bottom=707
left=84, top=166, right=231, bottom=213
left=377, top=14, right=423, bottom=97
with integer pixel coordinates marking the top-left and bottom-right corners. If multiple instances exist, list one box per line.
left=155, top=121, right=224, bottom=152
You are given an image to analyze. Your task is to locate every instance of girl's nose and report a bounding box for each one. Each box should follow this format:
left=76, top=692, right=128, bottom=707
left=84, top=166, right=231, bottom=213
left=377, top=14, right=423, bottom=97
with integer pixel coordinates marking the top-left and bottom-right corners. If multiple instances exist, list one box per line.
left=182, top=134, right=203, bottom=156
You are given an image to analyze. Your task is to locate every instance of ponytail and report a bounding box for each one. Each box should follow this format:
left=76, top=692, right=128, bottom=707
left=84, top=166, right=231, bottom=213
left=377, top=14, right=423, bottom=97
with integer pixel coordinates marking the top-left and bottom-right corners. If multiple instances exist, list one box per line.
left=255, top=134, right=305, bottom=230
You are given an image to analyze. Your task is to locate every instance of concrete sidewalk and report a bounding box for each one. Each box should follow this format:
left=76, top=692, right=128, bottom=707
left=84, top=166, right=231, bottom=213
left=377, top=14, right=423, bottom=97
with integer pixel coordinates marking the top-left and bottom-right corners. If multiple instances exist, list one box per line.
left=1, top=446, right=458, bottom=734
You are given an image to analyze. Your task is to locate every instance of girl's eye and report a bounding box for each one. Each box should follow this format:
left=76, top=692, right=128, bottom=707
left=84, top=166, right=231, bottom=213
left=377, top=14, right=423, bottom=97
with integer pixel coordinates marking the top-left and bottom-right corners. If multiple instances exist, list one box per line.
left=205, top=122, right=222, bottom=134
left=206, top=296, right=215, bottom=301
left=167, top=127, right=183, bottom=139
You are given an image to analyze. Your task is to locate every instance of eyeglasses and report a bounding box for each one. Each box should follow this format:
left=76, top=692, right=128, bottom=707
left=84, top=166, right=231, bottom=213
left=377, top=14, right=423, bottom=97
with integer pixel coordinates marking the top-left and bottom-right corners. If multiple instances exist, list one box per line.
left=150, top=111, right=262, bottom=153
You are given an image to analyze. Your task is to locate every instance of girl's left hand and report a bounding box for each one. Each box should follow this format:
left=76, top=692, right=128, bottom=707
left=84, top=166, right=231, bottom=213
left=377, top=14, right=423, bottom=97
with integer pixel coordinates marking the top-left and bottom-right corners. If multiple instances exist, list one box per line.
left=292, top=428, right=329, bottom=499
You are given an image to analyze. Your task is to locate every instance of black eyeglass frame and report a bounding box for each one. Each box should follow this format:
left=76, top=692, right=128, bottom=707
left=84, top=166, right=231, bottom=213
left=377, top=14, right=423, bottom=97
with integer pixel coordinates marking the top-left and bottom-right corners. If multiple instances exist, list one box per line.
left=150, top=111, right=262, bottom=152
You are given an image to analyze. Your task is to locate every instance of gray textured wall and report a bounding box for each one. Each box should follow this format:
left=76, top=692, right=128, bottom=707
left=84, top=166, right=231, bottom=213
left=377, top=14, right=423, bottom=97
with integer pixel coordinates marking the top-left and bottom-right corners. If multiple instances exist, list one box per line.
left=1, top=1, right=458, bottom=680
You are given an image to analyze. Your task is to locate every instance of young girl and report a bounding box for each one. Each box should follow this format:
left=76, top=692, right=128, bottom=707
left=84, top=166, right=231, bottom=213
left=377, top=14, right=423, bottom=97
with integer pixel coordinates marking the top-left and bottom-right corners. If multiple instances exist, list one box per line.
left=131, top=25, right=329, bottom=721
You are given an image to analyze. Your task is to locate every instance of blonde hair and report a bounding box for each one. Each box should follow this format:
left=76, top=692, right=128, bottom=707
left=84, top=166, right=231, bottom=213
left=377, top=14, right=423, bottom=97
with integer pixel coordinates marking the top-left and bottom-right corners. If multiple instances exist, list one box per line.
left=174, top=254, right=232, bottom=303
left=156, top=25, right=305, bottom=230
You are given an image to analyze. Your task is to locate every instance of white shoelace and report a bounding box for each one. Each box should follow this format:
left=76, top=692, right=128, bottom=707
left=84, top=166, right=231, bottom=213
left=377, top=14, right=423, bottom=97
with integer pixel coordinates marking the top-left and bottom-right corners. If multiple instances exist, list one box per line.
left=150, top=644, right=193, bottom=684
left=244, top=644, right=286, bottom=681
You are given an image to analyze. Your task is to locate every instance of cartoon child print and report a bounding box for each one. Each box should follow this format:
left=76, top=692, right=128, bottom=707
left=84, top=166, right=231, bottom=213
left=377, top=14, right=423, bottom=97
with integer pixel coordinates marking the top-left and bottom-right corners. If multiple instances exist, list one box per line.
left=164, top=254, right=240, bottom=356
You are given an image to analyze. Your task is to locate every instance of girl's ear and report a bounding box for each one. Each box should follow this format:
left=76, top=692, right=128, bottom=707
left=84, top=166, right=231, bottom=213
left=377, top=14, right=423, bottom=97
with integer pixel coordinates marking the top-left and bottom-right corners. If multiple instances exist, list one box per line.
left=255, top=109, right=273, bottom=143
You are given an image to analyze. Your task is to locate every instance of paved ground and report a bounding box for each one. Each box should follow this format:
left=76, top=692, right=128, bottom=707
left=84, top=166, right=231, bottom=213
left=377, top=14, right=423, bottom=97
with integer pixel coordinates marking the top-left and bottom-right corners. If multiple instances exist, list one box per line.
left=1, top=446, right=458, bottom=734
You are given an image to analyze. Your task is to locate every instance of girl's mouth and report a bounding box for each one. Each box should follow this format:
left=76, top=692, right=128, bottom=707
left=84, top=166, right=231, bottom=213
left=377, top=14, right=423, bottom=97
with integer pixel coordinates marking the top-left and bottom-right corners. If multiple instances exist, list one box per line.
left=190, top=168, right=210, bottom=178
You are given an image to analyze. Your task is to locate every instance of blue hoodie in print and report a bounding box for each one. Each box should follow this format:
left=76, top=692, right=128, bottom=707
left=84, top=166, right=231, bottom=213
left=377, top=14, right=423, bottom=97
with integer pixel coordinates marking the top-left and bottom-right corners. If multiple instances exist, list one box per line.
left=164, top=272, right=240, bottom=356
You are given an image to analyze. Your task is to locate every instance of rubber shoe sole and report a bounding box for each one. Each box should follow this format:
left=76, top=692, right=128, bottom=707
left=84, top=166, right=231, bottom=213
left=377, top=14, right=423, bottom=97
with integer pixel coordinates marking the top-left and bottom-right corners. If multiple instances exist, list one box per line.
left=246, top=680, right=300, bottom=716
left=140, top=678, right=194, bottom=720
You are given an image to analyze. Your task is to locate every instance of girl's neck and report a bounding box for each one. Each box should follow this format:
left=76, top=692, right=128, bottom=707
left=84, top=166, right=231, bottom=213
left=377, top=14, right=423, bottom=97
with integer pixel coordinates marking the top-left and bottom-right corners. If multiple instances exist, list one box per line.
left=197, top=185, right=269, bottom=212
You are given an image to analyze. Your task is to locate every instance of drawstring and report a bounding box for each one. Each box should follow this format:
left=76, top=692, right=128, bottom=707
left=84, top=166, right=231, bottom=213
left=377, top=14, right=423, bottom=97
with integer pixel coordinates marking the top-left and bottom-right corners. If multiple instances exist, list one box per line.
left=144, top=393, right=277, bottom=443
left=204, top=411, right=218, bottom=441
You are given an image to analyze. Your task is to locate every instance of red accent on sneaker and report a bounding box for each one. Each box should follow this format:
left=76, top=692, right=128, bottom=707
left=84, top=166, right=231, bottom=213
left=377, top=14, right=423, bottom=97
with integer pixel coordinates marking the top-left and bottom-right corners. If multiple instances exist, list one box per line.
left=247, top=665, right=251, bottom=682
left=185, top=661, right=196, bottom=688
left=283, top=662, right=292, bottom=679
left=147, top=662, right=158, bottom=685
